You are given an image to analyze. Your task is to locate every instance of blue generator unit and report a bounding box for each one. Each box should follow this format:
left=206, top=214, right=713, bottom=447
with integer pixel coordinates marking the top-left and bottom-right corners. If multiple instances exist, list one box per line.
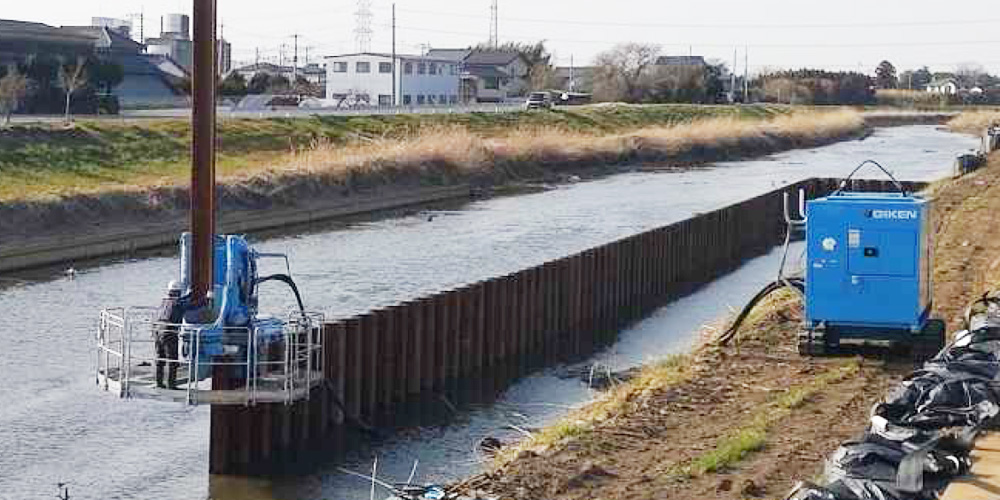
left=801, top=190, right=945, bottom=358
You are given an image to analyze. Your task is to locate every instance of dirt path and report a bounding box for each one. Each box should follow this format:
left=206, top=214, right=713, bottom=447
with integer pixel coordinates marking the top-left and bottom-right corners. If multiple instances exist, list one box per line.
left=454, top=153, right=1000, bottom=500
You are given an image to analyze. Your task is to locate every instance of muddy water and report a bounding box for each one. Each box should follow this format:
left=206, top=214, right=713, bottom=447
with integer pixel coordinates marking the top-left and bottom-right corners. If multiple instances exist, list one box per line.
left=0, top=126, right=979, bottom=500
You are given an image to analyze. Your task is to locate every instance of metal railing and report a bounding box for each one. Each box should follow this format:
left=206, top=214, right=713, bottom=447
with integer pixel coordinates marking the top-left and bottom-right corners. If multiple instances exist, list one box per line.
left=96, top=307, right=324, bottom=406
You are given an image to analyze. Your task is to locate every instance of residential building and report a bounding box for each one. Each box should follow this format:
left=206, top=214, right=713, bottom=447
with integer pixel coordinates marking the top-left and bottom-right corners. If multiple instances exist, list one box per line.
left=90, top=17, right=131, bottom=39
left=324, top=52, right=460, bottom=106
left=655, top=55, right=708, bottom=68
left=926, top=78, right=959, bottom=95
left=0, top=18, right=187, bottom=109
left=300, top=62, right=326, bottom=86
left=0, top=19, right=95, bottom=67
left=232, top=62, right=295, bottom=82
left=427, top=48, right=531, bottom=102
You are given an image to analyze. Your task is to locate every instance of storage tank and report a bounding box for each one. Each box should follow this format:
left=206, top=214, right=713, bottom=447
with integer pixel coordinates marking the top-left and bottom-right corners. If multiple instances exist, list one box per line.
left=162, top=13, right=190, bottom=39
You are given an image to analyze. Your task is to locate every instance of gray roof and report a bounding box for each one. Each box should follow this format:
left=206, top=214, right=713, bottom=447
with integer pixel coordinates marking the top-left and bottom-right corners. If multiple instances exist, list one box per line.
left=655, top=55, right=707, bottom=66
left=425, top=48, right=471, bottom=62
left=233, top=62, right=294, bottom=74
left=0, top=18, right=98, bottom=47
left=61, top=25, right=143, bottom=53
left=464, top=50, right=522, bottom=66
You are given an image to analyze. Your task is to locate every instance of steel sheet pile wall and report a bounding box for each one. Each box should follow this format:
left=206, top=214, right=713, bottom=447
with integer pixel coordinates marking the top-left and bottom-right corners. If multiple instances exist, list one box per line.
left=210, top=177, right=926, bottom=475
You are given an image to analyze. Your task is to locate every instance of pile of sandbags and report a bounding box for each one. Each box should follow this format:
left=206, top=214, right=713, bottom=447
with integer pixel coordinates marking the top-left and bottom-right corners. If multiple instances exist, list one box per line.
left=786, top=328, right=1000, bottom=500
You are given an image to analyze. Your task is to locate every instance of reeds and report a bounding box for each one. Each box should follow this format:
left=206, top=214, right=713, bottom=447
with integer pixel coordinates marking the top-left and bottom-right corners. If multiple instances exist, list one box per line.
left=947, top=110, right=1000, bottom=135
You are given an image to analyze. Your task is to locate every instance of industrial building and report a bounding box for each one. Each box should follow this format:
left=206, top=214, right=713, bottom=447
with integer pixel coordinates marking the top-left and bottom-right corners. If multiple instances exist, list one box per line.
left=144, top=13, right=230, bottom=74
left=324, top=52, right=460, bottom=106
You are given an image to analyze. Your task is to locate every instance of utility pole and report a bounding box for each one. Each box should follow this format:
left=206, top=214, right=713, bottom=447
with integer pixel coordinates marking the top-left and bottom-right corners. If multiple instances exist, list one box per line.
left=293, top=34, right=299, bottom=81
left=743, top=45, right=749, bottom=103
left=569, top=54, right=575, bottom=92
left=255, top=47, right=260, bottom=68
left=392, top=3, right=397, bottom=105
left=731, top=47, right=737, bottom=103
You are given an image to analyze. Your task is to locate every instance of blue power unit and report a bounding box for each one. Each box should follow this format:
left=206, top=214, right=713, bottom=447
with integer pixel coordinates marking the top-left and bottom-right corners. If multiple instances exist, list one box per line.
left=805, top=192, right=932, bottom=337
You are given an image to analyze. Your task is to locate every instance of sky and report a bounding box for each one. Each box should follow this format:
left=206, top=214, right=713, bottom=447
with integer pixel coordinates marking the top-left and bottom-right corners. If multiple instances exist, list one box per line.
left=6, top=0, right=1000, bottom=77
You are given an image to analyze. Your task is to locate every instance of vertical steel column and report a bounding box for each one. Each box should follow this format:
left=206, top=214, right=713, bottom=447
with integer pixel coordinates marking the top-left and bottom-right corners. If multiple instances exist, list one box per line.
left=360, top=313, right=378, bottom=421
left=420, top=298, right=436, bottom=395
left=434, top=295, right=448, bottom=392
left=190, top=0, right=216, bottom=306
left=407, top=302, right=423, bottom=403
left=377, top=308, right=395, bottom=424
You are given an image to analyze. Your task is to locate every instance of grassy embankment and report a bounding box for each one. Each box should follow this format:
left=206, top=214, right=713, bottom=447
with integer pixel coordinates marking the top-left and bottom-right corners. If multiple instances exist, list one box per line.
left=454, top=117, right=1000, bottom=500
left=0, top=104, right=789, bottom=202
left=0, top=105, right=866, bottom=242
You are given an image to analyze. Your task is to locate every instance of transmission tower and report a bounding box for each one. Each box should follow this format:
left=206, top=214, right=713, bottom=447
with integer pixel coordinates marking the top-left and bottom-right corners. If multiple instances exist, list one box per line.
left=488, top=0, right=498, bottom=48
left=355, top=0, right=373, bottom=53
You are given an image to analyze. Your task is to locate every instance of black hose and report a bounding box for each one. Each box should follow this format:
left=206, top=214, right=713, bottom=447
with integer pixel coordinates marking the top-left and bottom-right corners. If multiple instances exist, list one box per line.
left=717, top=277, right=805, bottom=346
left=832, top=159, right=908, bottom=197
left=254, top=273, right=307, bottom=317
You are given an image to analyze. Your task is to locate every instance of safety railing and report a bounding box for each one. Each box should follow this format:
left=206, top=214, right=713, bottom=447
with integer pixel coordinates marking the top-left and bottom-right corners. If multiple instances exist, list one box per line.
left=96, top=307, right=324, bottom=406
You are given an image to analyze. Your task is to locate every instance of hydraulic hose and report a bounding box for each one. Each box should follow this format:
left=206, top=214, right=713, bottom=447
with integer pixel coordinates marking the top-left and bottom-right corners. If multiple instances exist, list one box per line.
left=716, top=277, right=805, bottom=346
left=254, top=273, right=307, bottom=317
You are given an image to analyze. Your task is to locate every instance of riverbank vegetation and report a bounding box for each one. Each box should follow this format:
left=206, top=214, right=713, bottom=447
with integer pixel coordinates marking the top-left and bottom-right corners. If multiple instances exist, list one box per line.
left=947, top=109, right=1000, bottom=135
left=0, top=106, right=865, bottom=244
left=0, top=104, right=790, bottom=202
left=453, top=152, right=1000, bottom=500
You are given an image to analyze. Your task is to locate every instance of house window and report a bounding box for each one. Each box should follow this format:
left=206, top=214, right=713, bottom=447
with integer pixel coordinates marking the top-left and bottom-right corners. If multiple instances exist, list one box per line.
left=484, top=76, right=500, bottom=90
left=356, top=61, right=370, bottom=73
left=332, top=61, right=348, bottom=73
left=449, top=95, right=457, bottom=104
left=378, top=94, right=392, bottom=106
left=379, top=62, right=393, bottom=73
left=429, top=63, right=437, bottom=75
left=417, top=95, right=425, bottom=104
left=439, top=94, right=447, bottom=103
left=450, top=64, right=457, bottom=75
left=403, top=95, right=412, bottom=104
left=418, top=63, right=426, bottom=75
left=404, top=62, right=413, bottom=74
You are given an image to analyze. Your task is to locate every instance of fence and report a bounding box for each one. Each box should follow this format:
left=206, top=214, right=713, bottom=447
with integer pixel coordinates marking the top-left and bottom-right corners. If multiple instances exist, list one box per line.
left=209, top=176, right=928, bottom=475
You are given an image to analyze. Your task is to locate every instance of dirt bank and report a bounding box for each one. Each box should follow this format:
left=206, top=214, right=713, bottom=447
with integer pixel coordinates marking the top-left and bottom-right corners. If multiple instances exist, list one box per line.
left=452, top=152, right=1000, bottom=500
left=0, top=109, right=864, bottom=272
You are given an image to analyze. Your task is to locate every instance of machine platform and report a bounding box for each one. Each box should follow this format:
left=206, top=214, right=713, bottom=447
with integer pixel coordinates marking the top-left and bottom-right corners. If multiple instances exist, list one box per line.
left=96, top=306, right=324, bottom=406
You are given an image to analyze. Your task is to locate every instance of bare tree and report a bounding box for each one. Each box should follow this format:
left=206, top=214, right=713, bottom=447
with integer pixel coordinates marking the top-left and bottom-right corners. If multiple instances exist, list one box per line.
left=592, top=43, right=660, bottom=103
left=955, top=63, right=988, bottom=89
left=0, top=65, right=29, bottom=125
left=59, top=56, right=87, bottom=123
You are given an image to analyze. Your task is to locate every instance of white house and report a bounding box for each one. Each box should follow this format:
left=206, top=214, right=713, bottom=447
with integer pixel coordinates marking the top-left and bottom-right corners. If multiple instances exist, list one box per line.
left=926, top=78, right=959, bottom=95
left=324, top=52, right=460, bottom=106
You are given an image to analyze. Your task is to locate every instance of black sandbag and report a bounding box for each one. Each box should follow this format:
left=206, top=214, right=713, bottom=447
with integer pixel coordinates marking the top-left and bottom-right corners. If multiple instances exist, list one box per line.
left=872, top=366, right=999, bottom=429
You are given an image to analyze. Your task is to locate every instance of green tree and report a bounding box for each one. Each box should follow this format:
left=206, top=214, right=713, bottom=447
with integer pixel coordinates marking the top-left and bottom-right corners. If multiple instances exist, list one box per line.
left=875, top=60, right=897, bottom=89
left=90, top=60, right=124, bottom=94
left=247, top=72, right=271, bottom=94
left=219, top=72, right=248, bottom=97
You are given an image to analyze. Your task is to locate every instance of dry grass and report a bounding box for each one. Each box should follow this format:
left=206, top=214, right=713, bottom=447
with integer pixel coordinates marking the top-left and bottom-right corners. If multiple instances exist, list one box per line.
left=875, top=89, right=950, bottom=108
left=0, top=109, right=866, bottom=242
left=259, top=109, right=863, bottom=182
left=947, top=110, right=1000, bottom=135
left=492, top=354, right=695, bottom=468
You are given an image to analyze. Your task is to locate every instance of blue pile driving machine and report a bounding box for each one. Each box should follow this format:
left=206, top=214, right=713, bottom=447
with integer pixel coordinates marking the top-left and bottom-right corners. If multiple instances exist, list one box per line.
left=799, top=176, right=945, bottom=358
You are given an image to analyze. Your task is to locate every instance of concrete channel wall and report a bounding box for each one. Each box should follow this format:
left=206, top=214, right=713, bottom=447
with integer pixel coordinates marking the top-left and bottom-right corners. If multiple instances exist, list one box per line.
left=209, top=176, right=928, bottom=475
left=0, top=185, right=473, bottom=274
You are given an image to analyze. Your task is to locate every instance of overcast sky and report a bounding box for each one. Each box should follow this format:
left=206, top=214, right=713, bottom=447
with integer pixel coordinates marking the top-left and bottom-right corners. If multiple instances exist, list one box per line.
left=7, top=0, right=1000, bottom=77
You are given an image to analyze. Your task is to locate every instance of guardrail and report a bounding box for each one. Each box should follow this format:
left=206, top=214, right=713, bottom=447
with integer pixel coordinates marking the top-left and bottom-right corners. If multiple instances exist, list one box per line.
left=209, top=177, right=929, bottom=475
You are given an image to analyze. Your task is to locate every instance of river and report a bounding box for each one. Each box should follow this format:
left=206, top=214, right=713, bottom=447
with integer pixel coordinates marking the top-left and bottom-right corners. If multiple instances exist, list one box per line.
left=0, top=125, right=979, bottom=500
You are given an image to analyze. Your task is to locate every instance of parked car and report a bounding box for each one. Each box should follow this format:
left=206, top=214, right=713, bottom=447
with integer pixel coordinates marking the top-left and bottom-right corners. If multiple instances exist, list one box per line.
left=524, top=91, right=553, bottom=110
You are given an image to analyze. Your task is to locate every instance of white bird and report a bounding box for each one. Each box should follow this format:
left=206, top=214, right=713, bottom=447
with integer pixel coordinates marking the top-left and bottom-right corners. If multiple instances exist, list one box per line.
left=64, top=268, right=77, bottom=279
